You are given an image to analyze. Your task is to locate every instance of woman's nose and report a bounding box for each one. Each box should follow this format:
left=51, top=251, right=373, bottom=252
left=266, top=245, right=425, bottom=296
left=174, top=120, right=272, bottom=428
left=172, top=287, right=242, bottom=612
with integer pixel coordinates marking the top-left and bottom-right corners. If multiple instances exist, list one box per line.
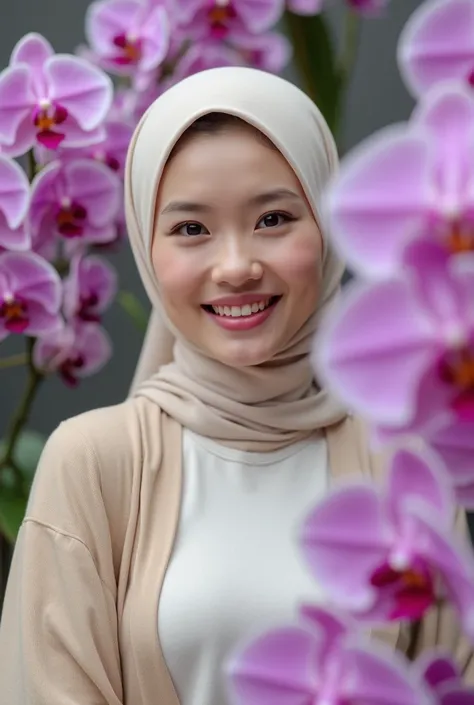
left=211, top=240, right=263, bottom=287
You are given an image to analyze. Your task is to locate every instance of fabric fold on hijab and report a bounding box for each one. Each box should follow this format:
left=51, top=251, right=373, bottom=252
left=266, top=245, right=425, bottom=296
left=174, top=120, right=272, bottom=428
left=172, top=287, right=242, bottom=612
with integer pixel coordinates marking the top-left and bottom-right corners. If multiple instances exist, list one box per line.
left=124, top=66, right=348, bottom=450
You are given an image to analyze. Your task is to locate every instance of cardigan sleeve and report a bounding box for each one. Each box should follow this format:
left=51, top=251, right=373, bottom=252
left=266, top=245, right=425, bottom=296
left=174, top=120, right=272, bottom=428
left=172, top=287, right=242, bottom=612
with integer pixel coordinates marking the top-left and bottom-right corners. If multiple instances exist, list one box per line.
left=0, top=417, right=127, bottom=704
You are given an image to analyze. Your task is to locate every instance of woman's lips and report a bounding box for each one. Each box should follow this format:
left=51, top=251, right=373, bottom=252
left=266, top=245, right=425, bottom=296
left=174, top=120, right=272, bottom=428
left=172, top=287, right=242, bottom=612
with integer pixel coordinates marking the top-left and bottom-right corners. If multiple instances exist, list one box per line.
left=202, top=297, right=280, bottom=331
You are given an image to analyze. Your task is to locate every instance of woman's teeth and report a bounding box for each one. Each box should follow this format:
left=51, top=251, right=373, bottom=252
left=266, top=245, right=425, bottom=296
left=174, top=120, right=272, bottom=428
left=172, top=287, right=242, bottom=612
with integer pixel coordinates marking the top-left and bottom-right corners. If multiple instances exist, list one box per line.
left=211, top=300, right=271, bottom=318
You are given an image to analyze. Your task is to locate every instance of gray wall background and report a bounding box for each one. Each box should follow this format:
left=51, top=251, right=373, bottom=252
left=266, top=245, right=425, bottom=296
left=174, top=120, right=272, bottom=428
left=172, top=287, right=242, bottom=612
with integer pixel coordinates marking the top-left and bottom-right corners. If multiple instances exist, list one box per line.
left=1, top=0, right=421, bottom=439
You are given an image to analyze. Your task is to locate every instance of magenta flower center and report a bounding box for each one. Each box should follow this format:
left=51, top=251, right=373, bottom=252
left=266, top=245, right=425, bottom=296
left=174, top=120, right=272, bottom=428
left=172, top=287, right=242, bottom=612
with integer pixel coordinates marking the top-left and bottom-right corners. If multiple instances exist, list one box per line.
left=207, top=1, right=236, bottom=38
left=438, top=346, right=474, bottom=420
left=78, top=292, right=100, bottom=322
left=56, top=201, right=88, bottom=238
left=60, top=353, right=85, bottom=387
left=33, top=103, right=68, bottom=150
left=370, top=562, right=435, bottom=620
left=112, top=33, right=142, bottom=65
left=0, top=296, right=29, bottom=333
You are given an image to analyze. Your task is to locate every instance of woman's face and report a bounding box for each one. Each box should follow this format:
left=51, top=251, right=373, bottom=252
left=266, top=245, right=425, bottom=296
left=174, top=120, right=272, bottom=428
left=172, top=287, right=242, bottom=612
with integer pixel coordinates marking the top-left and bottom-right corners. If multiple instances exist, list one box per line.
left=152, top=124, right=323, bottom=367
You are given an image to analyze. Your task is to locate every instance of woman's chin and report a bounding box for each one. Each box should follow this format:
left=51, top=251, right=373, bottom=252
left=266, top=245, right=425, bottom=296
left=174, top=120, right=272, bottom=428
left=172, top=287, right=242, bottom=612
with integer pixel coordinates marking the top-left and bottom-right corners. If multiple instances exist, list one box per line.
left=203, top=339, right=278, bottom=368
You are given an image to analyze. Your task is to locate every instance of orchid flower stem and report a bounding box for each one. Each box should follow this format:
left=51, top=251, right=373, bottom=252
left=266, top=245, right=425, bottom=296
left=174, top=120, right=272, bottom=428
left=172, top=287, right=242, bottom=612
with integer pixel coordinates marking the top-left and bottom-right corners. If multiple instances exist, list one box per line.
left=0, top=338, right=43, bottom=487
left=0, top=353, right=28, bottom=369
left=338, top=8, right=361, bottom=86
left=405, top=619, right=422, bottom=661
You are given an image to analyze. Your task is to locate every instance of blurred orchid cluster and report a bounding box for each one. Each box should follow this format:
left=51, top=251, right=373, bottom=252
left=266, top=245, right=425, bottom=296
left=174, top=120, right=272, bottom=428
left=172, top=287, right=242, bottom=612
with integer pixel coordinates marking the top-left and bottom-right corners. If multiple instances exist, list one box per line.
left=227, top=0, right=474, bottom=703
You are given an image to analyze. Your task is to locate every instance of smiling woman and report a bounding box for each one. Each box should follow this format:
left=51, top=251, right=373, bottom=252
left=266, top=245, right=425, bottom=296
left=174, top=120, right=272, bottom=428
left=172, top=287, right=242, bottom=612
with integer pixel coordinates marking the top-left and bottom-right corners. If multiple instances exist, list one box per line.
left=1, top=66, right=473, bottom=705
left=152, top=112, right=322, bottom=367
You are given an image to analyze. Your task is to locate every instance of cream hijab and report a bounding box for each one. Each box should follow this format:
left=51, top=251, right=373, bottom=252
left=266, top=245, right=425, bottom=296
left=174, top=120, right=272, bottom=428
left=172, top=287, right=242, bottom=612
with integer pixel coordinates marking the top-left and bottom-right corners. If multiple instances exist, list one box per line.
left=124, top=66, right=347, bottom=450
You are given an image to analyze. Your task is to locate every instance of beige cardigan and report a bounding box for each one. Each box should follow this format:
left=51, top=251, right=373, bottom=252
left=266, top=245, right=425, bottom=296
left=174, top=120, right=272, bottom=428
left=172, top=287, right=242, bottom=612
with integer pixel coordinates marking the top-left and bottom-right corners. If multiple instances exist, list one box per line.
left=0, top=396, right=473, bottom=704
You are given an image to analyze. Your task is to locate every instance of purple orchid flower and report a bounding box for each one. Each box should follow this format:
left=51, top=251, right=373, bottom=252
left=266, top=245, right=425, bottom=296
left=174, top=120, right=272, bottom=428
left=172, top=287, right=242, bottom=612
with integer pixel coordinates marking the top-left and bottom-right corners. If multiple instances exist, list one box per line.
left=36, top=117, right=134, bottom=178
left=63, top=254, right=117, bottom=323
left=324, top=84, right=474, bottom=280
left=0, top=33, right=112, bottom=157
left=177, top=0, right=284, bottom=41
left=108, top=83, right=159, bottom=126
left=228, top=604, right=434, bottom=705
left=173, top=42, right=244, bottom=81
left=231, top=31, right=292, bottom=73
left=316, top=240, right=474, bottom=435
left=417, top=651, right=474, bottom=704
left=299, top=445, right=474, bottom=635
left=398, top=0, right=474, bottom=99
left=85, top=0, right=169, bottom=88
left=0, top=155, right=30, bottom=252
left=33, top=321, right=112, bottom=386
left=29, top=158, right=121, bottom=259
left=0, top=251, right=62, bottom=341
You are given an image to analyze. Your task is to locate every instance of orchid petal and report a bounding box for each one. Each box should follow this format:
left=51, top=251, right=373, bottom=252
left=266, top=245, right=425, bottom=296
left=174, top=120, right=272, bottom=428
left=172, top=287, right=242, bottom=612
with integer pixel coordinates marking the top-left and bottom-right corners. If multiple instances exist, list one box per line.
left=228, top=626, right=319, bottom=705
left=46, top=55, right=112, bottom=131
left=315, top=279, right=437, bottom=426
left=0, top=66, right=34, bottom=148
left=0, top=156, right=30, bottom=229
left=325, top=127, right=433, bottom=278
left=387, top=448, right=455, bottom=529
left=300, top=484, right=389, bottom=611
left=10, top=33, right=52, bottom=91
left=398, top=0, right=474, bottom=98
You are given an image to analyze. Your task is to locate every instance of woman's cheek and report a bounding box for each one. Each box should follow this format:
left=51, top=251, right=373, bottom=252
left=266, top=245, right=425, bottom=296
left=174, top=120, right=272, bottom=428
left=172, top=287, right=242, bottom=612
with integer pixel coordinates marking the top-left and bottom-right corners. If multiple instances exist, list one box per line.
left=153, top=244, right=203, bottom=300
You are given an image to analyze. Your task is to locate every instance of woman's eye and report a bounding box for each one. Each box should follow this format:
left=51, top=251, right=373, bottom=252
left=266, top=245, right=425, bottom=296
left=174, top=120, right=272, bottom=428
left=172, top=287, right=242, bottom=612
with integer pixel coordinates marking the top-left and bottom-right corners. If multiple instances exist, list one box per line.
left=174, top=222, right=209, bottom=237
left=256, top=212, right=291, bottom=229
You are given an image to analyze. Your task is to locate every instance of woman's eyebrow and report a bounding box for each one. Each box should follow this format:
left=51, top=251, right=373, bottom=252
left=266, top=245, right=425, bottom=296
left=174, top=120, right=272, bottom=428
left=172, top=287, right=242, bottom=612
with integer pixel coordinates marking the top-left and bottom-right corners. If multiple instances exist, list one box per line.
left=160, top=200, right=212, bottom=215
left=249, top=188, right=302, bottom=206
left=160, top=188, right=302, bottom=216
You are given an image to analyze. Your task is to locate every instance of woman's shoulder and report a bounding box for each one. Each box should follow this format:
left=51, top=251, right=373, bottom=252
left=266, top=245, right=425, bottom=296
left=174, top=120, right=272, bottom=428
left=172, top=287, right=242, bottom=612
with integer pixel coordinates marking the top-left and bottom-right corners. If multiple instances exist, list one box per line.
left=24, top=397, right=162, bottom=545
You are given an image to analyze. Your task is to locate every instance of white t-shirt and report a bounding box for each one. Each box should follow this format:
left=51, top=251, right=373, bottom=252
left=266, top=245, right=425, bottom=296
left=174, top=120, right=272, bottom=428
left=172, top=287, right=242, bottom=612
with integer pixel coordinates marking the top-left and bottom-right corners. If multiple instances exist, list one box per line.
left=158, top=428, right=328, bottom=705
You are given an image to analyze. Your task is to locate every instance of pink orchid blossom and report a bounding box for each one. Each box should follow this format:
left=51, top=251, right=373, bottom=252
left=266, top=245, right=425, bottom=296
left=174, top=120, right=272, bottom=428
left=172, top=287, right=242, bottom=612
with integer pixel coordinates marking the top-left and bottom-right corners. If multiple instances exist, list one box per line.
left=325, top=84, right=474, bottom=280
left=228, top=604, right=433, bottom=705
left=173, top=42, right=244, bottom=81
left=417, top=651, right=474, bottom=704
left=85, top=0, right=169, bottom=88
left=398, top=0, right=474, bottom=99
left=33, top=321, right=112, bottom=386
left=0, top=251, right=61, bottom=341
left=316, top=241, right=474, bottom=434
left=300, top=446, right=474, bottom=634
left=29, top=158, right=121, bottom=259
left=108, top=84, right=159, bottom=126
left=0, top=155, right=30, bottom=252
left=177, top=0, right=284, bottom=41
left=231, top=31, right=292, bottom=73
left=0, top=33, right=112, bottom=157
left=63, top=254, right=117, bottom=323
left=36, top=117, right=134, bottom=177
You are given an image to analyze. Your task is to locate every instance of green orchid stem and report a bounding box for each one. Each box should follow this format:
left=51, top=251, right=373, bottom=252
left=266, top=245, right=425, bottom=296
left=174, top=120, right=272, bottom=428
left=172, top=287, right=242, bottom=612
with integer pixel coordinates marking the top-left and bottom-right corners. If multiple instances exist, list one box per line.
left=338, top=9, right=361, bottom=85
left=0, top=338, right=43, bottom=486
left=0, top=353, right=28, bottom=370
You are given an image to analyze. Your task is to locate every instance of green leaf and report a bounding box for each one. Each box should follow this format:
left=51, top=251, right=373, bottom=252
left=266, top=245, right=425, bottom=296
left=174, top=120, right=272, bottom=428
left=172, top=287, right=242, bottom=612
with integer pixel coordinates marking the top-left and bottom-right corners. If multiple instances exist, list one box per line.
left=284, top=11, right=342, bottom=134
left=0, top=430, right=46, bottom=486
left=117, top=290, right=149, bottom=333
left=0, top=484, right=28, bottom=543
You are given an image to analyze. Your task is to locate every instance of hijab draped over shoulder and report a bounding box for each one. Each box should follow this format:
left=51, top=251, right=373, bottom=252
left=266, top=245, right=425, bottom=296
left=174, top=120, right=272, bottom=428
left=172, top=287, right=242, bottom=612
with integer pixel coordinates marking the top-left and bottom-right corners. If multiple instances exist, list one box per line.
left=124, top=66, right=348, bottom=450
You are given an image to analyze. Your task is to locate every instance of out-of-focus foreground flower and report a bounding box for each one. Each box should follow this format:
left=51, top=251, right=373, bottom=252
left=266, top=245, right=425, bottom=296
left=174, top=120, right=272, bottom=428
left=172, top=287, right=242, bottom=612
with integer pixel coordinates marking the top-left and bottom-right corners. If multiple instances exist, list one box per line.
left=228, top=604, right=434, bottom=705
left=300, top=447, right=474, bottom=633
left=398, top=0, right=474, bottom=99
